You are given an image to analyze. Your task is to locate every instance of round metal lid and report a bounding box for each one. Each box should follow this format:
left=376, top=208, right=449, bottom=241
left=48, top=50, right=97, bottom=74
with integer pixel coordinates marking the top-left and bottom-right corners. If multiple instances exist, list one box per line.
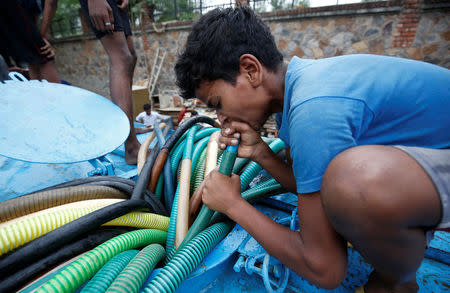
left=0, top=79, right=130, bottom=163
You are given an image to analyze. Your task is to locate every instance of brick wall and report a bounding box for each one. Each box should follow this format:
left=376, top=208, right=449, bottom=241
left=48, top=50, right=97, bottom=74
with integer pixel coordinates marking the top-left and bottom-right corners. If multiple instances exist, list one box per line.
left=52, top=0, right=449, bottom=98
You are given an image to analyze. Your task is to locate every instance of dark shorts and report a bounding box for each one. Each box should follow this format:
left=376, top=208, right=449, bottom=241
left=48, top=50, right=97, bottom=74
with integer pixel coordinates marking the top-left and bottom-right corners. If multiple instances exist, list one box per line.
left=395, top=146, right=450, bottom=244
left=0, top=0, right=52, bottom=65
left=79, top=0, right=132, bottom=39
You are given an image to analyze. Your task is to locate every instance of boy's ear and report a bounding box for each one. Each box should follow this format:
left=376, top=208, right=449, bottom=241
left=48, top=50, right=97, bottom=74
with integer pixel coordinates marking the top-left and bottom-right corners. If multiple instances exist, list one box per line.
left=239, top=54, right=262, bottom=87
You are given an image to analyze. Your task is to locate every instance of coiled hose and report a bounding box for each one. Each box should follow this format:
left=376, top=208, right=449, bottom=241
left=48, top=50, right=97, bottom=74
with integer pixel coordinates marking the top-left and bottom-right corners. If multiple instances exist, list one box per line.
left=175, top=144, right=238, bottom=255
left=0, top=199, right=153, bottom=275
left=143, top=222, right=232, bottom=293
left=164, top=184, right=180, bottom=263
left=35, top=229, right=167, bottom=293
left=106, top=244, right=165, bottom=293
left=240, top=138, right=285, bottom=191
left=33, top=176, right=167, bottom=216
left=80, top=250, right=139, bottom=293
left=3, top=119, right=287, bottom=293
left=0, top=202, right=119, bottom=255
left=0, top=198, right=123, bottom=229
left=0, top=228, right=135, bottom=292
left=0, top=185, right=127, bottom=223
left=175, top=125, right=198, bottom=248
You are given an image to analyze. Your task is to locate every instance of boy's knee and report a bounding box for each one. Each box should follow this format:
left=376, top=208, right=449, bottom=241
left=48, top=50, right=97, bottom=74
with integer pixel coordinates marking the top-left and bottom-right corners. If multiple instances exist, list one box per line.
left=110, top=49, right=134, bottom=71
left=321, top=146, right=390, bottom=230
left=130, top=50, right=137, bottom=65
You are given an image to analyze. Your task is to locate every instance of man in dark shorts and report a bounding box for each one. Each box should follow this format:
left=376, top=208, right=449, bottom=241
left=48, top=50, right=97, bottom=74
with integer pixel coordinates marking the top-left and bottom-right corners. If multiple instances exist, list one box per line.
left=0, top=0, right=60, bottom=82
left=78, top=0, right=140, bottom=164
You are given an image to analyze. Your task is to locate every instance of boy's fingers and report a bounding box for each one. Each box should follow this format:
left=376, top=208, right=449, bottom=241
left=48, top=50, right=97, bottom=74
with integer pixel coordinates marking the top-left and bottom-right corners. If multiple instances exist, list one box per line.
left=107, top=8, right=114, bottom=32
left=229, top=121, right=253, bottom=133
left=218, top=136, right=239, bottom=147
left=231, top=173, right=241, bottom=184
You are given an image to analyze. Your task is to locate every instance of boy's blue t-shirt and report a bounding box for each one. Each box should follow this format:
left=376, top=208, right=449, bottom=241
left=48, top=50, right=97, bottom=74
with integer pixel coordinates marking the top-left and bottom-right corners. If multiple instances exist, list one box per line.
left=277, top=54, right=450, bottom=194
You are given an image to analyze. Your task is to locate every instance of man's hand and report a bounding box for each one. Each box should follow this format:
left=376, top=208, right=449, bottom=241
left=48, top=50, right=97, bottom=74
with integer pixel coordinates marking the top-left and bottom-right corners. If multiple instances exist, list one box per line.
left=87, top=0, right=114, bottom=33
left=40, top=39, right=55, bottom=59
left=201, top=170, right=243, bottom=215
left=117, top=0, right=128, bottom=10
left=219, top=121, right=267, bottom=161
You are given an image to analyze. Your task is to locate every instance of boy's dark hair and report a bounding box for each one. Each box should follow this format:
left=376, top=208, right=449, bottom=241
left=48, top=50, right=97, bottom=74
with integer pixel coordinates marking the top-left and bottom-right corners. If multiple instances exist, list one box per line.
left=143, top=104, right=151, bottom=111
left=175, top=6, right=283, bottom=99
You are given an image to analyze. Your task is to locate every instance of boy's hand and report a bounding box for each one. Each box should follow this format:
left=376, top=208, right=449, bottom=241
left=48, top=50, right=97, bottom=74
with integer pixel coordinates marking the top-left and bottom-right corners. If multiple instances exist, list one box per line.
left=201, top=170, right=243, bottom=215
left=40, top=39, right=55, bottom=59
left=117, top=0, right=128, bottom=10
left=87, top=0, right=114, bottom=33
left=219, top=121, right=267, bottom=161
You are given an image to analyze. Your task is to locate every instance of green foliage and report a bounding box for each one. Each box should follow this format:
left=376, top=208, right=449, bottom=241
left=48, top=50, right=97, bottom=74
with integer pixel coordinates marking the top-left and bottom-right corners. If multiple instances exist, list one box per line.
left=130, top=0, right=196, bottom=23
left=54, top=0, right=81, bottom=20
left=50, top=0, right=82, bottom=38
left=269, top=0, right=308, bottom=10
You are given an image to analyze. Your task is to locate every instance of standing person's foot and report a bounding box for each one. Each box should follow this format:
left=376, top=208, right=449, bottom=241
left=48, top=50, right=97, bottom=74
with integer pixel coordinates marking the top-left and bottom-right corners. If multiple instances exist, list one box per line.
left=363, top=271, right=419, bottom=293
left=125, top=140, right=141, bottom=165
left=135, top=126, right=153, bottom=134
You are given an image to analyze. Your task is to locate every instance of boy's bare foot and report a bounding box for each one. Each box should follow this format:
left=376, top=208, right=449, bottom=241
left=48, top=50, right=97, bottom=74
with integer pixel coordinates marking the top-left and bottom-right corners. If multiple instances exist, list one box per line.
left=125, top=140, right=141, bottom=165
left=135, top=126, right=153, bottom=134
left=364, top=271, right=419, bottom=293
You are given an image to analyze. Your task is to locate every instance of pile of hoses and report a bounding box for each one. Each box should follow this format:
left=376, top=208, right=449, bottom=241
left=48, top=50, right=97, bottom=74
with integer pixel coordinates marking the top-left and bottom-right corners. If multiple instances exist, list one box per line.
left=0, top=116, right=286, bottom=292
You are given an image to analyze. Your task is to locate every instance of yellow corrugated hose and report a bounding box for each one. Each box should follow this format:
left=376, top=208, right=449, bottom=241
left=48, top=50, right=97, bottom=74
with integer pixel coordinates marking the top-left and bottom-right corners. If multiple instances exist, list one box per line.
left=0, top=201, right=170, bottom=256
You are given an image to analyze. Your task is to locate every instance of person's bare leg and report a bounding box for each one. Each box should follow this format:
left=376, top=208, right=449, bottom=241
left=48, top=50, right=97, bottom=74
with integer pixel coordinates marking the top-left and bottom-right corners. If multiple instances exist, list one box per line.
left=100, top=32, right=140, bottom=164
left=126, top=35, right=147, bottom=137
left=126, top=36, right=137, bottom=87
left=321, top=146, right=442, bottom=292
left=28, top=63, right=41, bottom=80
left=29, top=60, right=59, bottom=83
left=135, top=126, right=152, bottom=134
left=38, top=60, right=60, bottom=83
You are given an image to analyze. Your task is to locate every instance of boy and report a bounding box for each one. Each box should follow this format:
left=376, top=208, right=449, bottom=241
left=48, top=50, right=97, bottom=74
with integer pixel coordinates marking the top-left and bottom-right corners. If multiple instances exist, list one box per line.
left=135, top=103, right=165, bottom=129
left=175, top=6, right=450, bottom=292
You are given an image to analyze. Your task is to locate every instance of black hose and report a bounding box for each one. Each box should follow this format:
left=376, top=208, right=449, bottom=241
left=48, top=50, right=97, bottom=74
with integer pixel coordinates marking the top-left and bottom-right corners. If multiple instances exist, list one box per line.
left=31, top=176, right=168, bottom=216
left=0, top=227, right=135, bottom=292
left=0, top=199, right=151, bottom=275
left=83, top=181, right=167, bottom=216
left=38, top=176, right=137, bottom=192
left=163, top=116, right=217, bottom=152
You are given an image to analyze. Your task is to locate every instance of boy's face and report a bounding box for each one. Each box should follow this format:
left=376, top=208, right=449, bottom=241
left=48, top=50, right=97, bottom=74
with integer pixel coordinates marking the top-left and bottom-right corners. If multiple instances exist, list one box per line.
left=196, top=73, right=272, bottom=131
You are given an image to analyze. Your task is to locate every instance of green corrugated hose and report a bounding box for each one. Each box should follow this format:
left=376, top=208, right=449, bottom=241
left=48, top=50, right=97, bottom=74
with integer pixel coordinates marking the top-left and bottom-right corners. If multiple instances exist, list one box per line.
left=240, top=139, right=285, bottom=191
left=35, top=229, right=167, bottom=293
left=190, top=136, right=210, bottom=179
left=143, top=222, right=232, bottom=293
left=80, top=250, right=139, bottom=293
left=210, top=179, right=284, bottom=224
left=170, top=127, right=219, bottom=157
left=155, top=175, right=164, bottom=200
left=164, top=183, right=180, bottom=263
left=191, top=147, right=207, bottom=195
left=106, top=244, right=165, bottom=293
left=173, top=145, right=238, bottom=258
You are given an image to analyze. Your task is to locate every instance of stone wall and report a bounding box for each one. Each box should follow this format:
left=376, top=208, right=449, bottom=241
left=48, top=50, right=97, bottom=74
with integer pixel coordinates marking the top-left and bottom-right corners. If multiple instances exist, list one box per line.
left=52, top=0, right=449, bottom=98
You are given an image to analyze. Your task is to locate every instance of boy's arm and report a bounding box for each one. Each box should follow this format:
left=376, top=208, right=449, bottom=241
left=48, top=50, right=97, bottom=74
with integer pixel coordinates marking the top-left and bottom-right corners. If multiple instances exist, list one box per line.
left=202, top=172, right=348, bottom=289
left=254, top=142, right=297, bottom=193
left=136, top=113, right=142, bottom=123
left=40, top=0, right=58, bottom=38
